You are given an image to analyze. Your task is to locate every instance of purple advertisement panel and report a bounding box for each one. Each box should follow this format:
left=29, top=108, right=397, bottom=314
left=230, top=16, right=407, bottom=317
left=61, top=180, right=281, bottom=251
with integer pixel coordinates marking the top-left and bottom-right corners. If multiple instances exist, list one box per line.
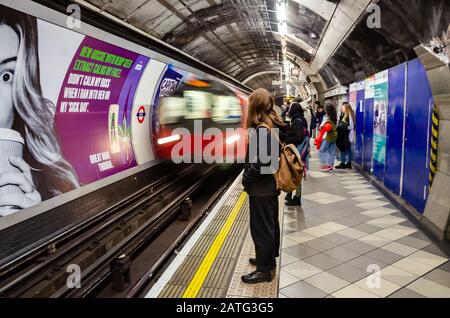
left=54, top=37, right=150, bottom=185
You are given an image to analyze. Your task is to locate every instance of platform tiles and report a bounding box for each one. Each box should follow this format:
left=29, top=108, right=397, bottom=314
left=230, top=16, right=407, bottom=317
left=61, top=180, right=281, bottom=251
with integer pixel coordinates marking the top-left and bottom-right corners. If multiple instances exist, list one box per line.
left=146, top=175, right=282, bottom=298
left=278, top=153, right=450, bottom=298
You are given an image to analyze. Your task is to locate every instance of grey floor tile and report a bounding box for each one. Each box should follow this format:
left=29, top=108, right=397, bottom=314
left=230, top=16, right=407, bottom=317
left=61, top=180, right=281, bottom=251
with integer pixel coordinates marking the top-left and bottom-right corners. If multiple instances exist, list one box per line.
left=365, top=248, right=405, bottom=265
left=302, top=216, right=329, bottom=226
left=348, top=255, right=388, bottom=271
left=334, top=217, right=366, bottom=227
left=353, top=223, right=383, bottom=234
left=321, top=233, right=354, bottom=245
left=341, top=240, right=378, bottom=254
left=304, top=271, right=351, bottom=294
left=324, top=246, right=361, bottom=262
left=398, top=220, right=417, bottom=228
left=438, top=261, right=450, bottom=272
left=391, top=211, right=407, bottom=218
left=421, top=244, right=449, bottom=258
left=327, top=263, right=370, bottom=283
left=280, top=281, right=328, bottom=298
left=302, top=238, right=338, bottom=252
left=283, top=244, right=319, bottom=259
left=303, top=253, right=343, bottom=271
left=423, top=268, right=450, bottom=288
left=388, top=288, right=426, bottom=298
left=283, top=230, right=297, bottom=235
left=284, top=221, right=310, bottom=231
left=396, top=236, right=431, bottom=250
left=409, top=231, right=433, bottom=243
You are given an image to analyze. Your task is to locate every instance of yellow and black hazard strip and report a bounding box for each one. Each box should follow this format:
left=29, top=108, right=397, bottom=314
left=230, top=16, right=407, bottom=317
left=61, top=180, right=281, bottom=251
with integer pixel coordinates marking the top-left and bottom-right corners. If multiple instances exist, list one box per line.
left=430, top=104, right=440, bottom=187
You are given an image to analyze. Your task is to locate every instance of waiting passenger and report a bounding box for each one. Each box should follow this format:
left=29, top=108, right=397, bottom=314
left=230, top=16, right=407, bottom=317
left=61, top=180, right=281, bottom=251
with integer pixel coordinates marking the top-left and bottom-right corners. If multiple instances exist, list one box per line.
left=242, top=88, right=285, bottom=284
left=315, top=102, right=325, bottom=130
left=315, top=104, right=338, bottom=171
left=284, top=103, right=308, bottom=207
left=336, top=102, right=356, bottom=169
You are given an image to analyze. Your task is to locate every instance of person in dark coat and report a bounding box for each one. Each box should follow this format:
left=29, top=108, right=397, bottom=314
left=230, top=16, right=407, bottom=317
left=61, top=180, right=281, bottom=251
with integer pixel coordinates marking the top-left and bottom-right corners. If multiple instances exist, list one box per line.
left=242, top=88, right=286, bottom=284
left=284, top=103, right=308, bottom=207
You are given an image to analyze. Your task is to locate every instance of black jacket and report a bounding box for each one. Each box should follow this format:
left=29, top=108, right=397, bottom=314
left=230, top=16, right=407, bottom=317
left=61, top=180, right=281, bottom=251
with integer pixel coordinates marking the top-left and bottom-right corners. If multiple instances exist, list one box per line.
left=316, top=112, right=325, bottom=127
left=243, top=125, right=285, bottom=197
left=285, top=112, right=307, bottom=147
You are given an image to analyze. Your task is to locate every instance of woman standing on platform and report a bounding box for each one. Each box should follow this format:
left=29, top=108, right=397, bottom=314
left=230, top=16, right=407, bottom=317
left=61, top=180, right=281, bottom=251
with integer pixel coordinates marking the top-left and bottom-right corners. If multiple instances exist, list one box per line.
left=336, top=102, right=356, bottom=169
left=315, top=104, right=338, bottom=171
left=241, top=88, right=285, bottom=284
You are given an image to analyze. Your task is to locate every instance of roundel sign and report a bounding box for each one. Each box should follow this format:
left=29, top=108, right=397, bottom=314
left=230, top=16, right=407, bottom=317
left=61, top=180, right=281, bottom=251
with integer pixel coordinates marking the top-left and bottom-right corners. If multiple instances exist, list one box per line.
left=136, top=106, right=146, bottom=124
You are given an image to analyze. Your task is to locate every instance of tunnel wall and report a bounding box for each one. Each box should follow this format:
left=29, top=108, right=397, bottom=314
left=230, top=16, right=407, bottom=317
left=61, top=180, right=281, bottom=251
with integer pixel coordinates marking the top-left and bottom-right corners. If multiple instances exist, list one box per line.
left=349, top=58, right=434, bottom=214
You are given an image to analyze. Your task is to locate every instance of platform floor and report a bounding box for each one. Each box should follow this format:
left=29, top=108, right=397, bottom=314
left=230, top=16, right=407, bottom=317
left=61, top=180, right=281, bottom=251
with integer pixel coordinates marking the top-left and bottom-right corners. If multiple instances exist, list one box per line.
left=279, top=154, right=450, bottom=298
left=147, top=151, right=450, bottom=298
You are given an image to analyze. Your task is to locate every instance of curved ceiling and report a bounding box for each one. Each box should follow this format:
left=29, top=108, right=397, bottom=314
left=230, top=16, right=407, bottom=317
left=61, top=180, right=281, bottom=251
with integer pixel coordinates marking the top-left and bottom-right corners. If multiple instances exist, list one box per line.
left=81, top=0, right=336, bottom=94
left=79, top=0, right=449, bottom=95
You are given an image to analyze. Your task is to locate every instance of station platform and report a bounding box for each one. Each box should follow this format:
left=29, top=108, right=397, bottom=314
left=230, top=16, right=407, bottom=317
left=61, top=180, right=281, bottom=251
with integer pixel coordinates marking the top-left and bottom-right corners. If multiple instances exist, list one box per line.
left=146, top=151, right=450, bottom=299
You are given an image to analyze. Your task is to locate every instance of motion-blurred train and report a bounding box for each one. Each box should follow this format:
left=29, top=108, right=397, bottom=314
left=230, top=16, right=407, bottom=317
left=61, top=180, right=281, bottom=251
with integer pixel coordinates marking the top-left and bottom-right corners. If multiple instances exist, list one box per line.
left=154, top=79, right=248, bottom=163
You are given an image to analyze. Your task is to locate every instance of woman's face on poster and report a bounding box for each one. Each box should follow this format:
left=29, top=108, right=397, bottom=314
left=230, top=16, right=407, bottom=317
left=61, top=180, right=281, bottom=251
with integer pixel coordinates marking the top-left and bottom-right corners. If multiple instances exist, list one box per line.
left=0, top=24, right=18, bottom=129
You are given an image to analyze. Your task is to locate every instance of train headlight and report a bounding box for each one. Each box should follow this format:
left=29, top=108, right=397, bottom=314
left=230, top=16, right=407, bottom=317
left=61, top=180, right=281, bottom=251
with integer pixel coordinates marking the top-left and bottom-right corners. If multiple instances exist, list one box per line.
left=226, top=134, right=240, bottom=145
left=157, top=134, right=181, bottom=145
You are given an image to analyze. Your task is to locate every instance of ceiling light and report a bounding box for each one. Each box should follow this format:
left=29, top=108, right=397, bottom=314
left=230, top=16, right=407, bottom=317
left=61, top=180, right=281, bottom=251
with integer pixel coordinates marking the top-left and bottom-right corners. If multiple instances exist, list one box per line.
left=279, top=21, right=287, bottom=36
left=276, top=1, right=286, bottom=22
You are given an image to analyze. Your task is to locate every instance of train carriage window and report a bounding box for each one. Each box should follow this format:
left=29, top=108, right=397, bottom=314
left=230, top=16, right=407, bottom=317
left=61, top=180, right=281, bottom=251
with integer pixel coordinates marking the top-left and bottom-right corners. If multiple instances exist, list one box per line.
left=212, top=95, right=242, bottom=124
left=159, top=97, right=186, bottom=125
left=184, top=90, right=212, bottom=119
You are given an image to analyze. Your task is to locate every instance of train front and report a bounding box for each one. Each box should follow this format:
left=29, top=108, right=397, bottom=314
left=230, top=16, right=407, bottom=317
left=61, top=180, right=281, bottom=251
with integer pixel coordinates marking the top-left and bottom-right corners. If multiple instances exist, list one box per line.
left=154, top=79, right=247, bottom=164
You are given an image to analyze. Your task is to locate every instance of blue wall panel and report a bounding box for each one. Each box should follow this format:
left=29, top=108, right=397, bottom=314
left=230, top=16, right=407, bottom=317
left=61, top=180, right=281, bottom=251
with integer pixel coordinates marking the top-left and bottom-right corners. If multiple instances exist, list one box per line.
left=355, top=89, right=365, bottom=166
left=385, top=63, right=406, bottom=195
left=363, top=98, right=374, bottom=172
left=403, top=59, right=433, bottom=213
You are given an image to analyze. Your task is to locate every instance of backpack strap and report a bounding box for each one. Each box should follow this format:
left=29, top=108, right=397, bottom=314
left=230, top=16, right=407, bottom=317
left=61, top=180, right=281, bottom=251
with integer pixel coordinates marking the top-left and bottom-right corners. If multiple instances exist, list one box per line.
left=257, top=123, right=284, bottom=147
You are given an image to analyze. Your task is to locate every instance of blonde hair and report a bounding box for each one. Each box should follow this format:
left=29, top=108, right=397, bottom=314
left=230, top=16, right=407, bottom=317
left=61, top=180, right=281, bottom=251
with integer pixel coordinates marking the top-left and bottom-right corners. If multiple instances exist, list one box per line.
left=246, top=88, right=284, bottom=129
left=343, top=102, right=356, bottom=126
left=2, top=8, right=80, bottom=192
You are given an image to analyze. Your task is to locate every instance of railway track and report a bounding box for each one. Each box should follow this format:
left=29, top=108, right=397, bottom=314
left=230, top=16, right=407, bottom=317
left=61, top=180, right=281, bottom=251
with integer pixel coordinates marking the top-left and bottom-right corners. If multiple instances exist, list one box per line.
left=0, top=163, right=241, bottom=298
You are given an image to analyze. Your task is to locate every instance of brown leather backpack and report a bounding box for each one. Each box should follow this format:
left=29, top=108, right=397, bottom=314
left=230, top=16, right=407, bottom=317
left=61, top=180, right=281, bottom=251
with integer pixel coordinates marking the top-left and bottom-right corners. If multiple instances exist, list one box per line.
left=258, top=124, right=305, bottom=193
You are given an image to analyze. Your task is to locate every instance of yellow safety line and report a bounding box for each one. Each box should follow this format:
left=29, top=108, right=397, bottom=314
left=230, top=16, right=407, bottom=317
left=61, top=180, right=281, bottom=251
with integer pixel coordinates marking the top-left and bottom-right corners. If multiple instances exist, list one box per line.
left=182, top=191, right=248, bottom=298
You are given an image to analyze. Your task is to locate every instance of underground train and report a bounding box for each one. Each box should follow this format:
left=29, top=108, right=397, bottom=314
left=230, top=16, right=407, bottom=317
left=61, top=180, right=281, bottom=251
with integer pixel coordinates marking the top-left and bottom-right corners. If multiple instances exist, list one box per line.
left=0, top=1, right=249, bottom=218
left=155, top=79, right=248, bottom=162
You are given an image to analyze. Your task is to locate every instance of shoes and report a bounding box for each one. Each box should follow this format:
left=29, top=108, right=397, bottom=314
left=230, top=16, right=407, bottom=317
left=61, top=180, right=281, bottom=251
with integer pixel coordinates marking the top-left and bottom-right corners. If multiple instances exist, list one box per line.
left=346, top=162, right=352, bottom=169
left=335, top=162, right=347, bottom=170
left=249, top=258, right=257, bottom=266
left=285, top=193, right=293, bottom=203
left=320, top=165, right=334, bottom=172
left=286, top=196, right=301, bottom=207
left=241, top=270, right=273, bottom=284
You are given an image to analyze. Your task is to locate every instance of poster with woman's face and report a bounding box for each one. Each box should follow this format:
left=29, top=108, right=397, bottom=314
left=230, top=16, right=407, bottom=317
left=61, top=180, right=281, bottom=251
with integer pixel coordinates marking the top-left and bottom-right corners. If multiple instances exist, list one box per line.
left=0, top=4, right=185, bottom=217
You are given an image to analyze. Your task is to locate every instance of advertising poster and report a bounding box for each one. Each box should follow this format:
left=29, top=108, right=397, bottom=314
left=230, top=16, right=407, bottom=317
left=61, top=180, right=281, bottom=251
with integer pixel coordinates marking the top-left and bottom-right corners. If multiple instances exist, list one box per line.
left=373, top=70, right=389, bottom=165
left=55, top=36, right=150, bottom=184
left=0, top=4, right=170, bottom=216
left=151, top=66, right=184, bottom=144
left=349, top=83, right=357, bottom=110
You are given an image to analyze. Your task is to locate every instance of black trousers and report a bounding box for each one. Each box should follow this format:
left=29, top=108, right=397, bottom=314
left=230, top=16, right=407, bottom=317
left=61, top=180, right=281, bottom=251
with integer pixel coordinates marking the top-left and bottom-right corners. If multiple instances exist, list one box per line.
left=249, top=195, right=280, bottom=272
